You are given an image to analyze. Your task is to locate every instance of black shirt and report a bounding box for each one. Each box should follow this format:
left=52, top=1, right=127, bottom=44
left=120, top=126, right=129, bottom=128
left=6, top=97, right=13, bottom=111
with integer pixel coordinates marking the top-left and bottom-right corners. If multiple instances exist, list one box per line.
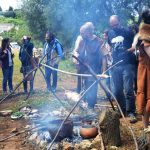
left=108, top=26, right=136, bottom=65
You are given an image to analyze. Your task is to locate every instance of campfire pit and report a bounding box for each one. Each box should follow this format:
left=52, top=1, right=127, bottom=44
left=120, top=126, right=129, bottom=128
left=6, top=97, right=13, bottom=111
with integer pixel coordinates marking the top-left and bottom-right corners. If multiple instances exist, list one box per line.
left=33, top=118, right=73, bottom=142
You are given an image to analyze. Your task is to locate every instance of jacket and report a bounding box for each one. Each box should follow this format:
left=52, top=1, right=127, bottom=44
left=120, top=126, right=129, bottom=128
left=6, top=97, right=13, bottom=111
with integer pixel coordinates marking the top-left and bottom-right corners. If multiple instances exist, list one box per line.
left=0, top=47, right=14, bottom=69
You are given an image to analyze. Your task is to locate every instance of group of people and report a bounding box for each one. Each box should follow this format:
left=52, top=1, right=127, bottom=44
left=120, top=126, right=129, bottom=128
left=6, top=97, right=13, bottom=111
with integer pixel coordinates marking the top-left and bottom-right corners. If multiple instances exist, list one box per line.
left=73, top=9, right=150, bottom=130
left=0, top=32, right=63, bottom=95
left=0, top=9, right=150, bottom=131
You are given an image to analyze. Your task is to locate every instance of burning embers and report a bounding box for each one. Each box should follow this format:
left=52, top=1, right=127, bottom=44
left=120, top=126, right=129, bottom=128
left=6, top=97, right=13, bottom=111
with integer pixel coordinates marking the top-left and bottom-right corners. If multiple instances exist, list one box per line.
left=21, top=105, right=100, bottom=149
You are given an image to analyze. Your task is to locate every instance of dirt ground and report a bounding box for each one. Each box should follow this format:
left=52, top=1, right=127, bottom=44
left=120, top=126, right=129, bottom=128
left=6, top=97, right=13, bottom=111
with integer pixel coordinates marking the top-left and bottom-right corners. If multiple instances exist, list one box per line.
left=0, top=72, right=147, bottom=150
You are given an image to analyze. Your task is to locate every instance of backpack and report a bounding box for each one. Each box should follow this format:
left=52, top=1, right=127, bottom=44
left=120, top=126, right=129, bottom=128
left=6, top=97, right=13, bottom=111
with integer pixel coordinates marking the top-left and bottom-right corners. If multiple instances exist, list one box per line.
left=19, top=46, right=27, bottom=63
left=54, top=39, right=64, bottom=52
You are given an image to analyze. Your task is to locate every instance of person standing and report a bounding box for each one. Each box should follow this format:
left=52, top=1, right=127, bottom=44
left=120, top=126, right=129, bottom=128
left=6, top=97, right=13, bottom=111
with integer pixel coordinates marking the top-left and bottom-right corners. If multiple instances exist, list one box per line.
left=43, top=32, right=63, bottom=92
left=101, top=29, right=113, bottom=98
left=73, top=22, right=104, bottom=108
left=19, top=36, right=34, bottom=93
left=73, top=35, right=85, bottom=94
left=108, top=15, right=137, bottom=123
left=135, top=9, right=150, bottom=131
left=0, top=38, right=14, bottom=94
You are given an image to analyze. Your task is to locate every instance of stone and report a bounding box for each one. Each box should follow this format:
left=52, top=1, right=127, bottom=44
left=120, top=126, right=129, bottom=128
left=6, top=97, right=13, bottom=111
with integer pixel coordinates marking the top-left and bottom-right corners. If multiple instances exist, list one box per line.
left=11, top=128, right=18, bottom=133
left=79, top=140, right=92, bottom=150
left=39, top=140, right=47, bottom=148
left=28, top=132, right=38, bottom=141
left=0, top=110, right=12, bottom=116
left=62, top=142, right=74, bottom=150
left=91, top=135, right=101, bottom=149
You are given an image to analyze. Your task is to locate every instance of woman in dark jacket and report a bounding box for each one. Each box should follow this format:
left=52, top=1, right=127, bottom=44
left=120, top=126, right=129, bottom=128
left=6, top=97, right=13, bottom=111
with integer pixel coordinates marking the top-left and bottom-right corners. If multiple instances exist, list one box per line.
left=19, top=36, right=34, bottom=93
left=0, top=38, right=14, bottom=94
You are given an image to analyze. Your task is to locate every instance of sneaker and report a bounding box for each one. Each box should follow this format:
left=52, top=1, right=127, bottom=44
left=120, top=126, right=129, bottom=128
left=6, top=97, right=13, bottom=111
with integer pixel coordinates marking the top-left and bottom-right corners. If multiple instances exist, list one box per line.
left=128, top=113, right=137, bottom=123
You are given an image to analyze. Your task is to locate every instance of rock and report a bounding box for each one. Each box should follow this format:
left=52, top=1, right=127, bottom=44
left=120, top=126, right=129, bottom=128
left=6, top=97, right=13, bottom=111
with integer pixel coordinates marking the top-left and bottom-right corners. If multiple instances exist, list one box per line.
left=28, top=132, right=38, bottom=141
left=21, top=140, right=26, bottom=146
left=24, top=125, right=32, bottom=129
left=91, top=135, right=101, bottom=149
left=62, top=142, right=74, bottom=150
left=109, top=146, right=119, bottom=149
left=0, top=110, right=12, bottom=116
left=11, top=128, right=18, bottom=133
left=79, top=140, right=92, bottom=150
left=39, top=140, right=47, bottom=148
left=35, top=136, right=41, bottom=145
left=74, top=144, right=80, bottom=150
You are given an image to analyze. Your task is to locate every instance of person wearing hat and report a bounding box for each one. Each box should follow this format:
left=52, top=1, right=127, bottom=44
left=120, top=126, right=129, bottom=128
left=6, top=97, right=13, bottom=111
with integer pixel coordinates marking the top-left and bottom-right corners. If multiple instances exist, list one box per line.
left=19, top=36, right=34, bottom=93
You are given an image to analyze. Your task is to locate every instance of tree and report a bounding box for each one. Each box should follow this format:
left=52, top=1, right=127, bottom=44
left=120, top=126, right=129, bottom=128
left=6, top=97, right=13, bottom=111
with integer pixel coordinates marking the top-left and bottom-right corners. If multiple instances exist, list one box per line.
left=0, top=6, right=2, bottom=12
left=22, top=0, right=150, bottom=47
left=8, top=6, right=13, bottom=11
left=22, top=0, right=47, bottom=42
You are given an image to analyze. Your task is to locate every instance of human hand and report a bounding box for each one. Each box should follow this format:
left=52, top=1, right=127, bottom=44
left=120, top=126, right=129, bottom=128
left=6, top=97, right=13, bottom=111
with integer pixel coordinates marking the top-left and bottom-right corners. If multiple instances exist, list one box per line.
left=3, top=50, right=7, bottom=54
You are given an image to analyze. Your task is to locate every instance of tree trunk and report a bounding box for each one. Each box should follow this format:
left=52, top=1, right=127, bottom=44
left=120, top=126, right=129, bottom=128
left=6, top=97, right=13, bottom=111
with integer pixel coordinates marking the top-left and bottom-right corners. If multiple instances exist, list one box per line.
left=99, top=109, right=121, bottom=147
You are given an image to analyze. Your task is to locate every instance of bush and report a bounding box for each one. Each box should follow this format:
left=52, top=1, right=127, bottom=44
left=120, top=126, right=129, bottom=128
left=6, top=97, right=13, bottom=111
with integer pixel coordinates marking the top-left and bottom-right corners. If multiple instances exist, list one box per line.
left=3, top=11, right=16, bottom=18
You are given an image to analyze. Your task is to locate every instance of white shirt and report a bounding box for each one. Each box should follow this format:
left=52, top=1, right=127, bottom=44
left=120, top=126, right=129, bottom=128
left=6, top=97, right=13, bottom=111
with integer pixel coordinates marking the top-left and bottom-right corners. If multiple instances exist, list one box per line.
left=7, top=49, right=13, bottom=66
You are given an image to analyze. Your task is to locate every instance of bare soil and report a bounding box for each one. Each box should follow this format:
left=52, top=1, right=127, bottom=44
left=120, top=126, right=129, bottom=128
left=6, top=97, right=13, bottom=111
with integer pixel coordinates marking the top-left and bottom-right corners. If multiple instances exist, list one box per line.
left=0, top=72, right=145, bottom=150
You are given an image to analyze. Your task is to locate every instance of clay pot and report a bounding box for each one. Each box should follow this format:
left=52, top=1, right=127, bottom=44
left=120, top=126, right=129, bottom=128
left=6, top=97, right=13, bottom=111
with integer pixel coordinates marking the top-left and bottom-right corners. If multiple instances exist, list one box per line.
left=80, top=125, right=98, bottom=139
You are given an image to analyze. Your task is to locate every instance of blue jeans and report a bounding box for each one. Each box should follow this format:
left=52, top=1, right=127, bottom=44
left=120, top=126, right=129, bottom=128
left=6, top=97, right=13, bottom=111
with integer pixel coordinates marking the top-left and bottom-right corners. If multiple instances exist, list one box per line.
left=84, top=77, right=98, bottom=108
left=45, top=64, right=58, bottom=90
left=2, top=66, right=13, bottom=92
left=111, top=64, right=136, bottom=114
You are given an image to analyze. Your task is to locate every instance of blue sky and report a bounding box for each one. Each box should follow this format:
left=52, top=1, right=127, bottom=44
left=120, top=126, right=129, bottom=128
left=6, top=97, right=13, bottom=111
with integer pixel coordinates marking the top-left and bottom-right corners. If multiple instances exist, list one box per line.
left=0, top=0, right=22, bottom=11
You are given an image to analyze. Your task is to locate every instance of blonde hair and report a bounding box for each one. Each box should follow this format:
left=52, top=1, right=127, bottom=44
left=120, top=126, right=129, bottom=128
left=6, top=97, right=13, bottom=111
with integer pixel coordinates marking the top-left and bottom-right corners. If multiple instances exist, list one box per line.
left=80, top=22, right=95, bottom=34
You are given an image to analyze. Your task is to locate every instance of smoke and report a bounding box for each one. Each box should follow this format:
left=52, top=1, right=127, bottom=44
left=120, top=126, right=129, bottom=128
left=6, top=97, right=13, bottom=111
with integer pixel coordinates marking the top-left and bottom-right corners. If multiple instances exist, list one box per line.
left=44, top=0, right=105, bottom=47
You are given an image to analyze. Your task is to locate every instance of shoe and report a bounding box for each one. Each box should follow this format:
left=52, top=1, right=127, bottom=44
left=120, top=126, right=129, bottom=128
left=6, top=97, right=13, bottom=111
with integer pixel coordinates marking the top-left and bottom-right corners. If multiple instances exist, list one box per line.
left=128, top=113, right=137, bottom=123
left=46, top=89, right=51, bottom=93
left=3, top=91, right=8, bottom=95
left=51, top=87, right=56, bottom=93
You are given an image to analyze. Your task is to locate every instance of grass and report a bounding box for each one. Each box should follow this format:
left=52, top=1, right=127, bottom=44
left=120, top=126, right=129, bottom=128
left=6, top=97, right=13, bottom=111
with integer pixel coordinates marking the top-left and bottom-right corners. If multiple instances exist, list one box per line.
left=0, top=17, right=24, bottom=25
left=0, top=51, right=75, bottom=111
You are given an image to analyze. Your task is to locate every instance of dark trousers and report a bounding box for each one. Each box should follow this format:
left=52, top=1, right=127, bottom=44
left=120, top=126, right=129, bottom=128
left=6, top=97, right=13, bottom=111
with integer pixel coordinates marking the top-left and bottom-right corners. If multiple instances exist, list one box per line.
left=23, top=80, right=33, bottom=92
left=22, top=66, right=33, bottom=92
left=45, top=64, right=58, bottom=90
left=85, top=77, right=98, bottom=108
left=2, top=66, right=13, bottom=92
left=111, top=64, right=136, bottom=114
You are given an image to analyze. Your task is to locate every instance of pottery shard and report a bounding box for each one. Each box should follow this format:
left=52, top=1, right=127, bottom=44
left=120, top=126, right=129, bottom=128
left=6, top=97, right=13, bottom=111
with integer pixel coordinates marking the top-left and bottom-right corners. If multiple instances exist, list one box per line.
left=79, top=140, right=92, bottom=150
left=0, top=110, right=12, bottom=116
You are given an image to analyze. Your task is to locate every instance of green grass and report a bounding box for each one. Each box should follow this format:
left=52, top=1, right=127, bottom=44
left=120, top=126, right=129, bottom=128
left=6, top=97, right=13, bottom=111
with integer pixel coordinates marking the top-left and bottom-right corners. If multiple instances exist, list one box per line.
left=0, top=52, right=76, bottom=111
left=59, top=58, right=75, bottom=72
left=0, top=17, right=24, bottom=25
left=0, top=52, right=22, bottom=92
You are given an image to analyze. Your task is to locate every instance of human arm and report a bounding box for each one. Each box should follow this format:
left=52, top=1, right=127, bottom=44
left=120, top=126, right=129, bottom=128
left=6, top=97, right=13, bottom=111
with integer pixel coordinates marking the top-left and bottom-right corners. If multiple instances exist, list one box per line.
left=73, top=36, right=82, bottom=64
left=0, top=50, right=7, bottom=60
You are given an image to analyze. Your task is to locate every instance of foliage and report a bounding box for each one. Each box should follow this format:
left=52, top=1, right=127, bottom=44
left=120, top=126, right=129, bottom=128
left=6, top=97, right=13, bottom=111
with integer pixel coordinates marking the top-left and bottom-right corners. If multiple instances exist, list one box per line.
left=0, top=17, right=31, bottom=44
left=22, top=0, right=47, bottom=42
left=22, top=0, right=150, bottom=48
left=0, top=16, right=43, bottom=47
left=8, top=6, right=13, bottom=11
left=2, top=11, right=16, bottom=18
